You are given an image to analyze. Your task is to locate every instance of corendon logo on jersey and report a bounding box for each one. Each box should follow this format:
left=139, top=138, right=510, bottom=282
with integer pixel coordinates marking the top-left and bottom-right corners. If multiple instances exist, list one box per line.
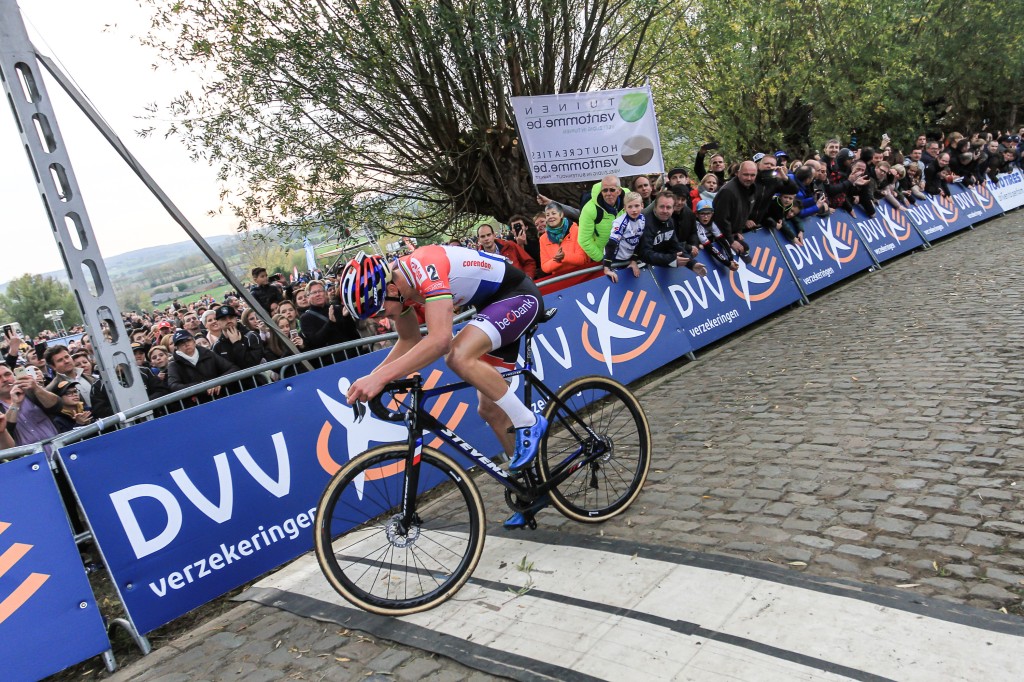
left=878, top=205, right=914, bottom=242
left=577, top=287, right=665, bottom=375
left=728, top=246, right=783, bottom=309
left=316, top=370, right=470, bottom=496
left=0, top=521, right=50, bottom=625
left=820, top=216, right=860, bottom=265
left=929, top=194, right=959, bottom=225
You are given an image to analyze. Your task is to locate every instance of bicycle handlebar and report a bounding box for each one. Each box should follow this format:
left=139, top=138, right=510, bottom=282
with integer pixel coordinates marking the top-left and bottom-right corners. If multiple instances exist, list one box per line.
left=365, top=376, right=423, bottom=423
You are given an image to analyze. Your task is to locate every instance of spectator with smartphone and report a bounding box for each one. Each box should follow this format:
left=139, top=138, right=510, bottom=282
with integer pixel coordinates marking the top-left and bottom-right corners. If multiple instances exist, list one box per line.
left=0, top=364, right=60, bottom=447
left=694, top=142, right=727, bottom=186
left=476, top=219, right=537, bottom=278
left=507, top=214, right=542, bottom=267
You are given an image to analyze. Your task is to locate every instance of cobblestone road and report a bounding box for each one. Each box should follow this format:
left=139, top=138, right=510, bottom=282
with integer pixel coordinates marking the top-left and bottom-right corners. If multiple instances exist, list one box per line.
left=106, top=213, right=1024, bottom=681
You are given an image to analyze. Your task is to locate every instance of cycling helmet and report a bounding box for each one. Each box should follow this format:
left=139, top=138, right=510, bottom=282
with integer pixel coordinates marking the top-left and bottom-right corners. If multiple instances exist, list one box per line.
left=695, top=199, right=714, bottom=213
left=339, top=254, right=392, bottom=319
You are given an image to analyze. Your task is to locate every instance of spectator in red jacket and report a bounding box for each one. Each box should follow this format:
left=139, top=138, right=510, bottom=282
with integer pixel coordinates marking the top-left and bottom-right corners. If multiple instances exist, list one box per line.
left=476, top=219, right=538, bottom=278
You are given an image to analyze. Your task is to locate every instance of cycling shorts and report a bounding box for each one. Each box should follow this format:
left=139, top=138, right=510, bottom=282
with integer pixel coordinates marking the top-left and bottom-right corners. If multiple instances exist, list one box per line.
left=464, top=270, right=544, bottom=369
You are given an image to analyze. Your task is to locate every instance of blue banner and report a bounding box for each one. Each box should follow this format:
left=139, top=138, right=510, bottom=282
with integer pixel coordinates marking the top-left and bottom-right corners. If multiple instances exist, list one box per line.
left=652, top=229, right=803, bottom=350
left=850, top=203, right=927, bottom=263
left=918, top=190, right=973, bottom=240
left=949, top=181, right=1003, bottom=224
left=778, top=212, right=874, bottom=294
left=0, top=453, right=109, bottom=682
left=60, top=271, right=692, bottom=634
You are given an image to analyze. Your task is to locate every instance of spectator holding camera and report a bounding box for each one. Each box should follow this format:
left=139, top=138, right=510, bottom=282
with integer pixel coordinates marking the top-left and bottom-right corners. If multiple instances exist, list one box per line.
left=476, top=219, right=537, bottom=278
left=300, top=279, right=362, bottom=354
left=695, top=142, right=727, bottom=186
left=507, top=214, right=542, bottom=266
left=0, top=364, right=60, bottom=447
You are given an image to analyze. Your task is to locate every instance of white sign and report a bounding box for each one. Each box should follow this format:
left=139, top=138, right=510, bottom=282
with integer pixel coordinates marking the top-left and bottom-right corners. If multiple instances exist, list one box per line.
left=512, top=87, right=664, bottom=185
left=989, top=170, right=1024, bottom=211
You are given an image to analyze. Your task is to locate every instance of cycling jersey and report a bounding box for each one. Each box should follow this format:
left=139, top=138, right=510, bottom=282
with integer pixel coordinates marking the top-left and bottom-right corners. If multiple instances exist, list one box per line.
left=395, top=245, right=543, bottom=368
left=396, top=245, right=510, bottom=308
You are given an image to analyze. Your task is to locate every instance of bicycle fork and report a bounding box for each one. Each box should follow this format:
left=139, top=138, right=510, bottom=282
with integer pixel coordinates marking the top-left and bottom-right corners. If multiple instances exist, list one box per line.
left=397, top=384, right=425, bottom=536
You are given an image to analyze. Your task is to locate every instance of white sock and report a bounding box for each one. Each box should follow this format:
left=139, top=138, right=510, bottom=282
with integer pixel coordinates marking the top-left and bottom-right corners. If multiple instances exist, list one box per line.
left=493, top=386, right=536, bottom=429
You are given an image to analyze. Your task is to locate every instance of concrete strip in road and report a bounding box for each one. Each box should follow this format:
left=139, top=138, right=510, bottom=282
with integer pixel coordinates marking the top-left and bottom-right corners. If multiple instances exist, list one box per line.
left=241, top=531, right=1024, bottom=682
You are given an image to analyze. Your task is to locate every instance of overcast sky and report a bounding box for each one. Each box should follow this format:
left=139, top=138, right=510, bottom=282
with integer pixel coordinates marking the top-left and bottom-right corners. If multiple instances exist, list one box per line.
left=1, top=0, right=237, bottom=280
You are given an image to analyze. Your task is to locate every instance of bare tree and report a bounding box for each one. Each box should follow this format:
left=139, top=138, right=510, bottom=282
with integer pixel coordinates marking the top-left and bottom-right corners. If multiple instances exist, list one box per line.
left=142, top=0, right=673, bottom=237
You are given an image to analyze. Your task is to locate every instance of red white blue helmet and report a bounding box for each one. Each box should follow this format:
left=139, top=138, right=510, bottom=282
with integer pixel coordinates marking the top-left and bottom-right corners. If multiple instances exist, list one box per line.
left=339, top=253, right=392, bottom=319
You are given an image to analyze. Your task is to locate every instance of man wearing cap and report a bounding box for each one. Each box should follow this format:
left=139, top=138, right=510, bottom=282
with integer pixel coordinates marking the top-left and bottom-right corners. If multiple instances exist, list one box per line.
left=51, top=380, right=92, bottom=433
left=211, top=304, right=266, bottom=370
left=166, top=329, right=239, bottom=400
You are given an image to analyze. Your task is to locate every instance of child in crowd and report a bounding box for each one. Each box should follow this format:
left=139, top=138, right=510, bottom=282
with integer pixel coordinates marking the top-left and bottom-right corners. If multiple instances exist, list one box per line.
left=603, top=192, right=646, bottom=282
left=764, top=182, right=804, bottom=247
left=692, top=174, right=719, bottom=211
left=694, top=200, right=739, bottom=271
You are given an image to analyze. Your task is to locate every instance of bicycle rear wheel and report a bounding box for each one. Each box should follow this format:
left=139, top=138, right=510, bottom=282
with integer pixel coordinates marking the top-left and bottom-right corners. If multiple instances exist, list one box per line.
left=537, top=375, right=651, bottom=522
left=314, top=444, right=485, bottom=615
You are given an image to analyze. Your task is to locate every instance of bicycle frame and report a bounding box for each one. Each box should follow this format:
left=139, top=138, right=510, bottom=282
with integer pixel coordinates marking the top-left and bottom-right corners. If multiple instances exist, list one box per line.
left=380, top=328, right=608, bottom=531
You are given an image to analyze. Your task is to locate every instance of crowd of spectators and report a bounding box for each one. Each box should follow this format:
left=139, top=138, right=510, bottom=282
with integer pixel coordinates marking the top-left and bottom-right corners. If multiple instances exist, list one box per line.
left=3, top=126, right=1022, bottom=451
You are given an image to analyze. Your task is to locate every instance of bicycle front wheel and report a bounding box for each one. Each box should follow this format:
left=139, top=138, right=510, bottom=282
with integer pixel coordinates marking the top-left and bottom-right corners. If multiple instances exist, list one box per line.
left=538, top=375, right=651, bottom=522
left=314, top=444, right=486, bottom=615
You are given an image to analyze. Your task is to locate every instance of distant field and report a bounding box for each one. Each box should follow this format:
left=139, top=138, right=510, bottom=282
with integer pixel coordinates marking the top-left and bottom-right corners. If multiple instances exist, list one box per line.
left=174, top=284, right=236, bottom=307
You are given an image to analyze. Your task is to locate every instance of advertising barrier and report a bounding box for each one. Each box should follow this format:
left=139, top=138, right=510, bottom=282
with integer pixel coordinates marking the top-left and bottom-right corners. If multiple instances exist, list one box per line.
left=989, top=170, right=1024, bottom=211
left=60, top=272, right=692, bottom=635
left=779, top=211, right=875, bottom=294
left=652, top=229, right=803, bottom=350
left=951, top=181, right=1003, bottom=223
left=851, top=203, right=928, bottom=263
left=0, top=453, right=109, bottom=682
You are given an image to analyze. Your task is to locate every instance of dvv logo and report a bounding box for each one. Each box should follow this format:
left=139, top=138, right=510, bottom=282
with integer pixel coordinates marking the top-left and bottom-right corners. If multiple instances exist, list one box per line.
left=970, top=183, right=996, bottom=211
left=578, top=287, right=665, bottom=375
left=929, top=194, right=959, bottom=225
left=729, top=246, right=783, bottom=309
left=0, top=521, right=50, bottom=625
left=878, top=204, right=914, bottom=242
left=820, top=216, right=860, bottom=265
left=316, top=371, right=470, bottom=494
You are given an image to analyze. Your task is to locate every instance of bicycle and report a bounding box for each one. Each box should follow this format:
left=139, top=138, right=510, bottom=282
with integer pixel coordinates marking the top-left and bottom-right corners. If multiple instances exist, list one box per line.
left=313, top=308, right=651, bottom=615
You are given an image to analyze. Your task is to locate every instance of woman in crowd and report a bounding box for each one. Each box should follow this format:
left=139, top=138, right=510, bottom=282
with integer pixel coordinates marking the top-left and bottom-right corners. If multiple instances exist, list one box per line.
left=903, top=161, right=928, bottom=201
left=539, top=202, right=595, bottom=278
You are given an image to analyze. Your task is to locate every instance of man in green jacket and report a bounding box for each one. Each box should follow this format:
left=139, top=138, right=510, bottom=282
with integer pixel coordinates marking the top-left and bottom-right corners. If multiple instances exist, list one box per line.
left=577, top=175, right=625, bottom=262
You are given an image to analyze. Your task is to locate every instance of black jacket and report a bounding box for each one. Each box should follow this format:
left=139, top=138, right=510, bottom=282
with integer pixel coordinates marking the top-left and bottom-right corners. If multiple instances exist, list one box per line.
left=166, top=347, right=239, bottom=393
left=300, top=305, right=362, bottom=351
left=249, top=283, right=283, bottom=313
left=713, top=177, right=756, bottom=241
left=672, top=205, right=700, bottom=252
left=637, top=206, right=683, bottom=268
left=212, top=329, right=266, bottom=370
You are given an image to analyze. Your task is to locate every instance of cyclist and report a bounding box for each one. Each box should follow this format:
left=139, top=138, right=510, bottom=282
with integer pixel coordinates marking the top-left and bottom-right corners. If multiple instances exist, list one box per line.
left=340, top=245, right=548, bottom=527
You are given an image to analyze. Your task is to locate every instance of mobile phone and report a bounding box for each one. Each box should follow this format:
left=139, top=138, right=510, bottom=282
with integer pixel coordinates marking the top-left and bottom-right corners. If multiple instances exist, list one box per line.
left=34, top=342, right=48, bottom=359
left=2, top=325, right=12, bottom=337
left=14, top=367, right=28, bottom=379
